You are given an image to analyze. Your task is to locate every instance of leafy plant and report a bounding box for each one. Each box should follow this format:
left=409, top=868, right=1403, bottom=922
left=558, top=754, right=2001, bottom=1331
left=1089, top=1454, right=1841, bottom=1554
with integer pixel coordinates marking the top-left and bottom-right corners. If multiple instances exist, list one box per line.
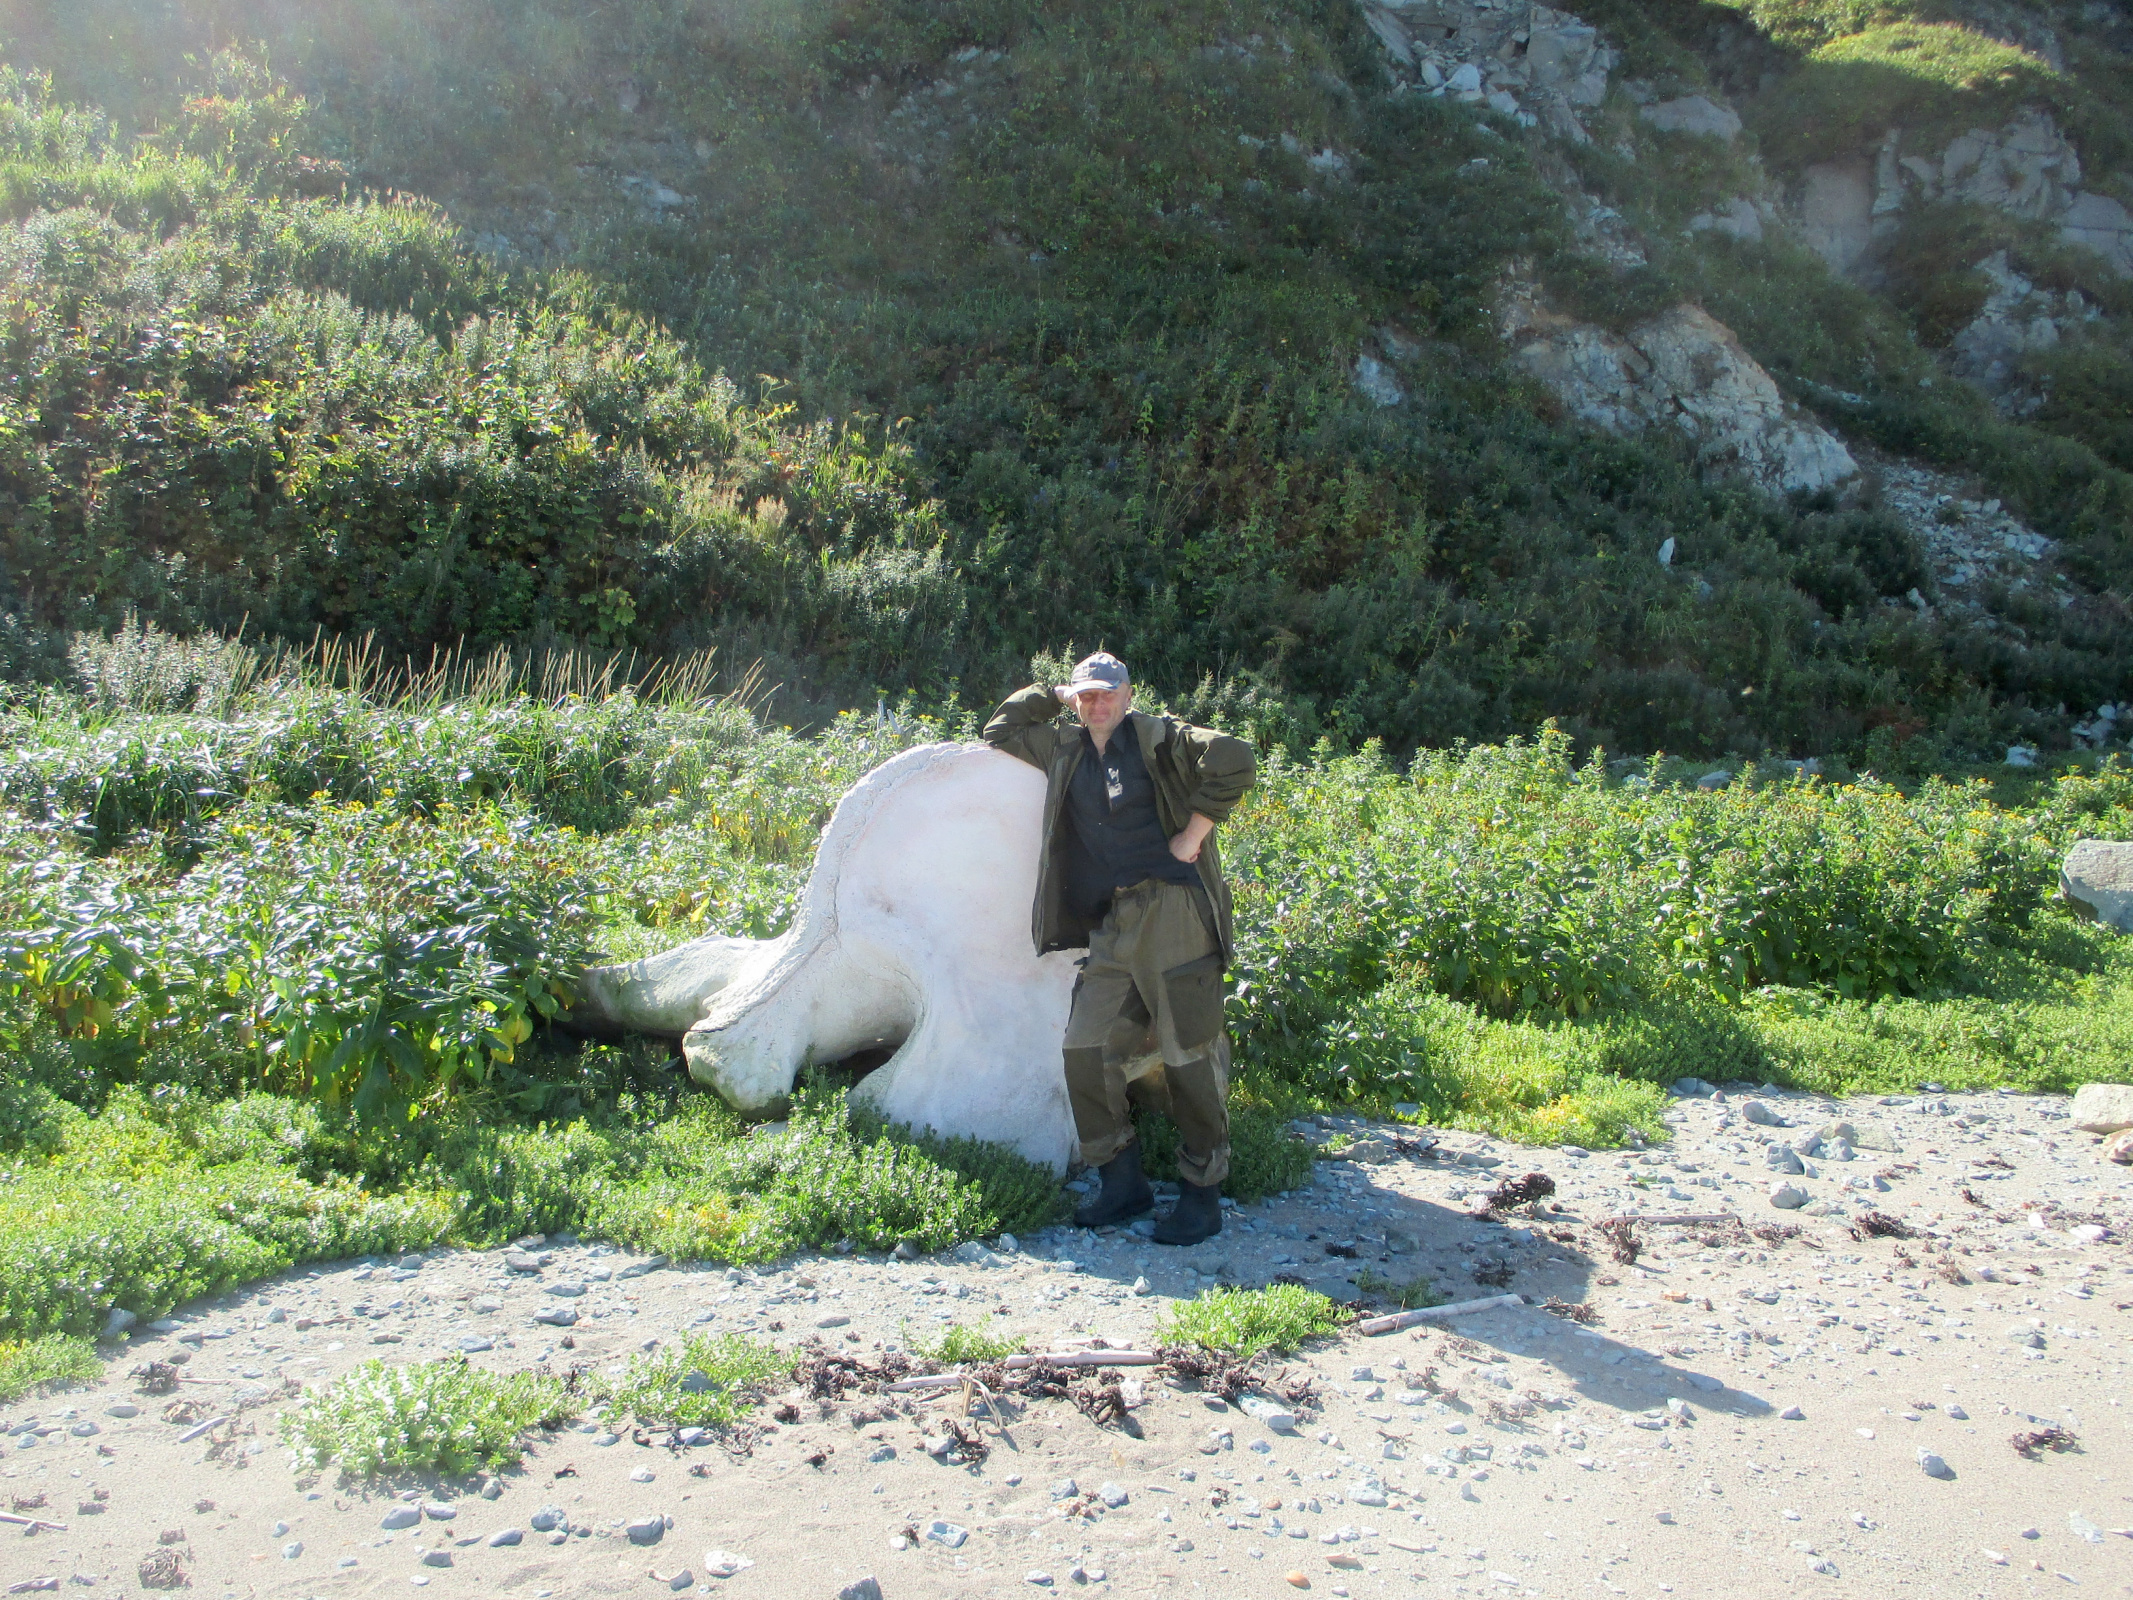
left=0, top=1334, right=99, bottom=1402
left=1352, top=1270, right=1444, bottom=1310
left=911, top=1322, right=1028, bottom=1364
left=285, top=1357, right=574, bottom=1475
left=594, top=1333, right=789, bottom=1428
left=1157, top=1284, right=1351, bottom=1358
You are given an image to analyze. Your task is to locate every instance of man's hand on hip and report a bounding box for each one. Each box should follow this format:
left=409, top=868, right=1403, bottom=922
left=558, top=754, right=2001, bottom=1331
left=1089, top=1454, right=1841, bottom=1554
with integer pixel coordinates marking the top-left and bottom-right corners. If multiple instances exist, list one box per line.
left=1169, top=813, right=1215, bottom=864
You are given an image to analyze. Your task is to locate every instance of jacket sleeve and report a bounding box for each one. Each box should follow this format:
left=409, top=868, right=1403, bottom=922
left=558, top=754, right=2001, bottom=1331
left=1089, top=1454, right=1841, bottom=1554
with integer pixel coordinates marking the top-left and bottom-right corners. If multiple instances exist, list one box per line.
left=1180, top=723, right=1256, bottom=824
left=982, top=683, right=1065, bottom=770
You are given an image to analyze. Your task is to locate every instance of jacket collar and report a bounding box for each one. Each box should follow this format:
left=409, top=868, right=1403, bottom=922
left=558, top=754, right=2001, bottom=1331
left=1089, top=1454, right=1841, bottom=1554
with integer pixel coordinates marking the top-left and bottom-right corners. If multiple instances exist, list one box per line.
left=1129, top=709, right=1167, bottom=765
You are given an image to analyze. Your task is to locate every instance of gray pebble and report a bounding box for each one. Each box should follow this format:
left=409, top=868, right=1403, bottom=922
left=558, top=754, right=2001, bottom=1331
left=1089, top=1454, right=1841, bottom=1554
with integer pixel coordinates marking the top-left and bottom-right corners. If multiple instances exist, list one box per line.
left=1768, top=1182, right=1809, bottom=1210
left=488, top=1529, right=523, bottom=1548
left=381, top=1507, right=422, bottom=1530
left=1917, top=1450, right=1954, bottom=1480
left=529, top=1506, right=567, bottom=1532
left=281, top=1541, right=303, bottom=1560
left=837, top=1580, right=884, bottom=1600
left=1098, top=1483, right=1128, bottom=1508
left=1049, top=1478, right=1079, bottom=1500
left=105, top=1402, right=139, bottom=1419
left=1946, top=1404, right=1968, bottom=1421
left=420, top=1549, right=454, bottom=1568
left=533, top=1307, right=577, bottom=1327
left=543, top=1281, right=586, bottom=1298
left=625, top=1516, right=667, bottom=1544
left=423, top=1502, right=457, bottom=1521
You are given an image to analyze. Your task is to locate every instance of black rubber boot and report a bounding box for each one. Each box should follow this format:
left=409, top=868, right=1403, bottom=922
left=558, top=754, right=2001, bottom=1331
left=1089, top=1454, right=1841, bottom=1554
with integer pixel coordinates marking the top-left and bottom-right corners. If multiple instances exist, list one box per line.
left=1073, top=1145, right=1155, bottom=1228
left=1152, top=1179, right=1223, bottom=1246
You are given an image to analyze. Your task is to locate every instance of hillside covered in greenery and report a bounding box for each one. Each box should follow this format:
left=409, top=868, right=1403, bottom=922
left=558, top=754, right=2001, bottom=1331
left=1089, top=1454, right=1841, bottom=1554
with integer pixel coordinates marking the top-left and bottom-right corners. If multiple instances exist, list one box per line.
left=0, top=0, right=2128, bottom=759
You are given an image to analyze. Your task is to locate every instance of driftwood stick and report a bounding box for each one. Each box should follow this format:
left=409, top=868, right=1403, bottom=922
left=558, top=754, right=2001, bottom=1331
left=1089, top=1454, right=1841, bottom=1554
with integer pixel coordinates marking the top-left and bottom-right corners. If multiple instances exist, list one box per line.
left=0, top=1511, right=68, bottom=1532
left=1354, top=1293, right=1525, bottom=1336
left=177, top=1415, right=229, bottom=1443
left=1604, top=1213, right=1739, bottom=1226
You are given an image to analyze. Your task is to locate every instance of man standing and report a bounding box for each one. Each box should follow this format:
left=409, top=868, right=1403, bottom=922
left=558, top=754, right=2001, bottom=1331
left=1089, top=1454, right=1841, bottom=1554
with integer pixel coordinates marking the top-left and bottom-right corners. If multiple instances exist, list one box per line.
left=984, top=652, right=1256, bottom=1245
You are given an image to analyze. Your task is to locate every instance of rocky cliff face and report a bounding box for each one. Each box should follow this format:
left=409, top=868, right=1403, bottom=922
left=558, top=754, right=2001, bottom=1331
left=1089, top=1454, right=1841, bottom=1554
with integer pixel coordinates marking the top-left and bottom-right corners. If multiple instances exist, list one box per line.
left=1349, top=0, right=2129, bottom=532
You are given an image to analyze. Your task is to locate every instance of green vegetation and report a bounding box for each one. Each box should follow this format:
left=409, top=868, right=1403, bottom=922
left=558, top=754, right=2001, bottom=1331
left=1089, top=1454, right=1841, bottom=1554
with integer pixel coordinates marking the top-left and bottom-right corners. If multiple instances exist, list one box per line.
left=912, top=1322, right=1029, bottom=1364
left=1351, top=1269, right=1446, bottom=1310
left=1158, top=1284, right=1351, bottom=1357
left=594, top=1332, right=789, bottom=1428
left=1, top=0, right=2132, bottom=1353
left=0, top=1333, right=101, bottom=1403
left=2, top=0, right=2129, bottom=754
left=285, top=1357, right=574, bottom=1476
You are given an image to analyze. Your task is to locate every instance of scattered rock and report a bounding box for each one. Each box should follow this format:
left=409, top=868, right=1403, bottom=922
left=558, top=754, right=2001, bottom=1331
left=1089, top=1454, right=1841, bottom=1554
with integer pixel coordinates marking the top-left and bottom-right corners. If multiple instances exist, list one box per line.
left=1780, top=1405, right=1805, bottom=1421
left=925, top=1520, right=970, bottom=1549
left=420, top=1550, right=453, bottom=1568
left=488, top=1529, right=522, bottom=1548
left=1049, top=1479, right=1079, bottom=1501
left=1638, top=95, right=1740, bottom=141
left=1918, top=1451, right=1954, bottom=1479
left=381, top=1507, right=421, bottom=1530
left=1239, top=1396, right=1299, bottom=1432
left=533, top=1307, right=577, bottom=1327
left=1097, top=1483, right=1128, bottom=1508
left=1740, top=1100, right=1782, bottom=1126
left=2071, top=1080, right=2133, bottom=1133
left=1769, top=1182, right=1810, bottom=1210
left=422, top=1503, right=456, bottom=1521
left=2105, top=1130, right=2133, bottom=1165
left=837, top=1580, right=884, bottom=1600
left=627, top=1516, right=667, bottom=1545
left=529, top=1506, right=567, bottom=1532
left=1765, top=1146, right=1806, bottom=1176
left=703, top=1551, right=754, bottom=1579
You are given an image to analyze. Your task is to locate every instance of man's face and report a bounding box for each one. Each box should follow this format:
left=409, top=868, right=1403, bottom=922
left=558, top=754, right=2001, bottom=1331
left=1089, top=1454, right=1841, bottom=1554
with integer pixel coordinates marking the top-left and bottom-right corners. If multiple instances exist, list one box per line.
left=1067, top=683, right=1132, bottom=736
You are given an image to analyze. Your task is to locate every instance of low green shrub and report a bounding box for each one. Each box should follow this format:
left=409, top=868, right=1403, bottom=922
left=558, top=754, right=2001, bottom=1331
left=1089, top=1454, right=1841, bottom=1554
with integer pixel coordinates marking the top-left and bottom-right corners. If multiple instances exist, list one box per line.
left=0, top=1334, right=99, bottom=1402
left=1351, top=1270, right=1444, bottom=1310
left=285, top=1358, right=574, bottom=1476
left=912, top=1322, right=1028, bottom=1364
left=1157, top=1285, right=1351, bottom=1358
left=594, top=1333, right=789, bottom=1428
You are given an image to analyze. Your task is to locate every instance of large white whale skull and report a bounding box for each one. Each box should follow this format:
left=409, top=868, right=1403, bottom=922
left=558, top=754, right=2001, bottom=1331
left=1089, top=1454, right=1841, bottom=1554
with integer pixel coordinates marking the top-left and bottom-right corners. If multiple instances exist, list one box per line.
left=575, top=743, right=1083, bottom=1171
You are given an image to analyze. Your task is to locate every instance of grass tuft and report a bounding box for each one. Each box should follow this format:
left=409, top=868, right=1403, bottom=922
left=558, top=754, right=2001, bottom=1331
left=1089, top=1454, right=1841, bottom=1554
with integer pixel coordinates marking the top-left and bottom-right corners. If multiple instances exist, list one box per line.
left=1156, top=1285, right=1351, bottom=1359
left=285, top=1358, right=573, bottom=1476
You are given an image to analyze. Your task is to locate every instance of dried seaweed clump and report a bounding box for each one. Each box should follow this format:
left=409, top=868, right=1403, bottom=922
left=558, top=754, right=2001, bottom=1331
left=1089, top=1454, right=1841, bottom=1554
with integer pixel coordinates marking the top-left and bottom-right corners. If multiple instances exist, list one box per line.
left=1481, top=1172, right=1557, bottom=1215
left=2011, top=1426, right=2079, bottom=1459
left=1595, top=1218, right=1640, bottom=1265
left=1851, top=1211, right=1913, bottom=1240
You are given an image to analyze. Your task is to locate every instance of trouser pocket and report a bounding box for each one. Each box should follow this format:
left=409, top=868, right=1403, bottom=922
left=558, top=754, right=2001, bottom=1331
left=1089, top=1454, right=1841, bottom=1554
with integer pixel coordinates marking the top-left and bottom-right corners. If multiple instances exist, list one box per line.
left=1161, top=951, right=1226, bottom=1053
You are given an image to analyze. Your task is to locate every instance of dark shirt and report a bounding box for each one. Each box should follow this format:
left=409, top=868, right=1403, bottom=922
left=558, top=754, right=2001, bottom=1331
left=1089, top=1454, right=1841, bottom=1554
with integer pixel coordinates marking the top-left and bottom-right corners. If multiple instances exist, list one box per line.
left=1060, top=727, right=1199, bottom=922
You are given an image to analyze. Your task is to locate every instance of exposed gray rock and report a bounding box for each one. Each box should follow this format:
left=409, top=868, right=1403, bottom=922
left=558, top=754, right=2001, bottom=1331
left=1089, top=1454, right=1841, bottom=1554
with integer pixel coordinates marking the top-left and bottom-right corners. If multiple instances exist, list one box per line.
left=1360, top=0, right=1613, bottom=140
left=1687, top=196, right=1763, bottom=241
left=1639, top=95, right=1740, bottom=142
left=1949, top=251, right=2098, bottom=411
left=381, top=1507, right=421, bottom=1530
left=837, top=1580, right=885, bottom=1600
left=1768, top=1182, right=1809, bottom=1210
left=1353, top=352, right=1406, bottom=407
left=2070, top=1082, right=2133, bottom=1134
left=1500, top=291, right=1857, bottom=494
left=2063, top=841, right=2133, bottom=933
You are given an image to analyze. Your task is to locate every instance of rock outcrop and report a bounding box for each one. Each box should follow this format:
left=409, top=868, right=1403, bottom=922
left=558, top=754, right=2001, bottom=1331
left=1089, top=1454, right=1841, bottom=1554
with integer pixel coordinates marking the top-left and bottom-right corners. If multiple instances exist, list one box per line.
left=1499, top=291, right=1859, bottom=494
left=1801, top=112, right=2133, bottom=278
left=2071, top=1081, right=2133, bottom=1134
left=2062, top=839, right=2133, bottom=934
left=1360, top=0, right=1614, bottom=141
left=1948, top=249, right=2101, bottom=413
